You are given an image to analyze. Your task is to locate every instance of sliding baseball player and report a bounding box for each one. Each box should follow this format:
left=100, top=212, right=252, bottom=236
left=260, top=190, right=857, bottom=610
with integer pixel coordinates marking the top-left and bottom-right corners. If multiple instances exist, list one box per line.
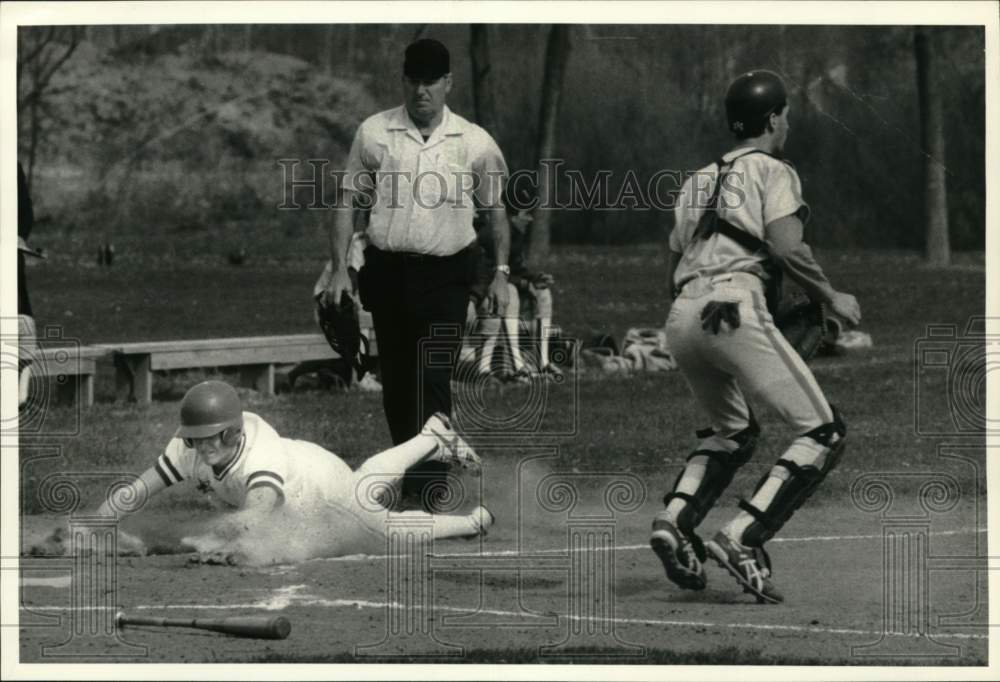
left=61, top=380, right=492, bottom=565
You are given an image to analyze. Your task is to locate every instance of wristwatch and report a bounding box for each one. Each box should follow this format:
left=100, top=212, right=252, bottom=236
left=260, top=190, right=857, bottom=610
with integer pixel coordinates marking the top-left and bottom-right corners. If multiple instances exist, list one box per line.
left=495, top=265, right=511, bottom=277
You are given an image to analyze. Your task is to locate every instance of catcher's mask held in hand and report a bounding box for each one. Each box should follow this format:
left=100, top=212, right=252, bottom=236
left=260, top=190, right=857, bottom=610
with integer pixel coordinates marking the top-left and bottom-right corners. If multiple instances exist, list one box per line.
left=315, top=292, right=375, bottom=382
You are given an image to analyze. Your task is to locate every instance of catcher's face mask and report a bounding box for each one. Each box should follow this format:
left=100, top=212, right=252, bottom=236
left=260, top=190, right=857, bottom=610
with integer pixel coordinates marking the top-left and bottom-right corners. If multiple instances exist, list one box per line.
left=316, top=294, right=376, bottom=384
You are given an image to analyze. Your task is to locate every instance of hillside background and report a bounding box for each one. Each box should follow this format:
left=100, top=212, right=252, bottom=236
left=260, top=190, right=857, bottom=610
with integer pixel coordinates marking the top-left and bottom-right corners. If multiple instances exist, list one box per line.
left=17, top=23, right=986, bottom=260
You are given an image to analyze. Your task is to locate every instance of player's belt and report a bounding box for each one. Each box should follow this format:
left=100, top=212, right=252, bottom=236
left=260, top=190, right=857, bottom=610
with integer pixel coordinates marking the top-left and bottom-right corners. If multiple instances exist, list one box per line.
left=678, top=272, right=764, bottom=298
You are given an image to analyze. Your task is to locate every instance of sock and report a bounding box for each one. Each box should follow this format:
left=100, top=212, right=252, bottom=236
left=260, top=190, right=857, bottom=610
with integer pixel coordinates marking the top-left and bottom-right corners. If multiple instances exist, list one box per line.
left=722, top=473, right=786, bottom=543
left=388, top=510, right=480, bottom=540
left=539, top=317, right=552, bottom=367
left=458, top=342, right=476, bottom=365
left=502, top=318, right=526, bottom=371
left=19, top=366, right=31, bottom=406
left=722, top=438, right=825, bottom=543
left=663, top=455, right=708, bottom=524
left=478, top=317, right=502, bottom=372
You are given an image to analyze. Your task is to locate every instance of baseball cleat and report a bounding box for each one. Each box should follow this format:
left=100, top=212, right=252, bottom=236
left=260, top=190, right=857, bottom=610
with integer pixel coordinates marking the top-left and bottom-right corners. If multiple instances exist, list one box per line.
left=423, top=412, right=482, bottom=475
left=706, top=531, right=783, bottom=604
left=536, top=363, right=564, bottom=382
left=501, top=367, right=532, bottom=384
left=650, top=515, right=707, bottom=591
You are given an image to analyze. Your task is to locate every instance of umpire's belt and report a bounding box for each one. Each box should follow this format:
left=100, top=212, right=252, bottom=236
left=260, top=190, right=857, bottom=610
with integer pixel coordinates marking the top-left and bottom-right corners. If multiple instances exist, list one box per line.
left=678, top=272, right=763, bottom=299
left=367, top=243, right=475, bottom=265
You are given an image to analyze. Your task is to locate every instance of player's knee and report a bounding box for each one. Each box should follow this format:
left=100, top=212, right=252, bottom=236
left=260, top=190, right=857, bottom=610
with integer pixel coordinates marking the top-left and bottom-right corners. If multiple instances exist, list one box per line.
left=506, top=284, right=520, bottom=316
left=737, top=409, right=846, bottom=546
left=725, top=413, right=761, bottom=463
left=664, top=426, right=755, bottom=534
left=800, top=404, right=847, bottom=471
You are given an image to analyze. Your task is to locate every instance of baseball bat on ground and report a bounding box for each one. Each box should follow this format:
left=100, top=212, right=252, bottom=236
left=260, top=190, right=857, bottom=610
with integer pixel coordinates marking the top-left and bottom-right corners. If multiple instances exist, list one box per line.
left=115, top=611, right=291, bottom=639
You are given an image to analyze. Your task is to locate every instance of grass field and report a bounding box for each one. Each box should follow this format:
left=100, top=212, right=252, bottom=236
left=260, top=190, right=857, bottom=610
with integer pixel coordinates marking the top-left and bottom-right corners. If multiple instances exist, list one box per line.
left=16, top=245, right=990, bottom=665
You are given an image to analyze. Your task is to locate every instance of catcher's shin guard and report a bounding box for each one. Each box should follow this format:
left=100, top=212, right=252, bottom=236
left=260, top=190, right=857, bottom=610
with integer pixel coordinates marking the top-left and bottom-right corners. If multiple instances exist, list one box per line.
left=663, top=415, right=760, bottom=551
left=738, top=407, right=847, bottom=547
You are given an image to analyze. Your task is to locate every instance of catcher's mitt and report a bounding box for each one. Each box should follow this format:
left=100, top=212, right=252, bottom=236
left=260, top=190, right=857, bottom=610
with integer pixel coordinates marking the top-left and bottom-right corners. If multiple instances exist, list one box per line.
left=774, top=297, right=834, bottom=362
left=316, top=293, right=376, bottom=383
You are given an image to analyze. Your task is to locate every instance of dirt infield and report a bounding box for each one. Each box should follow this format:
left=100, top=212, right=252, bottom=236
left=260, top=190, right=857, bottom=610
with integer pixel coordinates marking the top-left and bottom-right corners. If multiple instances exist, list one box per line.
left=14, top=246, right=990, bottom=667
left=19, top=496, right=988, bottom=665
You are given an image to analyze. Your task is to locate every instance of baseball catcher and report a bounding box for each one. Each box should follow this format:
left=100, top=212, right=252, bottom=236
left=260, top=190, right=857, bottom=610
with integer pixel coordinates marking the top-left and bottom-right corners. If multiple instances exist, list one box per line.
left=649, top=70, right=861, bottom=603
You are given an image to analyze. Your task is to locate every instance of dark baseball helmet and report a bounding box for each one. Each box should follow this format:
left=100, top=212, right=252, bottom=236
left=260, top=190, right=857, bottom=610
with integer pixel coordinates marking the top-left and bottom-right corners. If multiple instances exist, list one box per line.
left=725, top=70, right=788, bottom=138
left=175, top=380, right=243, bottom=440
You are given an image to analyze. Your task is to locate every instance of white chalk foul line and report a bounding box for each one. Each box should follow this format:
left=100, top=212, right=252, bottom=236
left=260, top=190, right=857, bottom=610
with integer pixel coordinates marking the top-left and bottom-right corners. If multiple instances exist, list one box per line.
left=20, top=593, right=989, bottom=642
left=19, top=528, right=991, bottom=645
left=315, top=527, right=989, bottom=562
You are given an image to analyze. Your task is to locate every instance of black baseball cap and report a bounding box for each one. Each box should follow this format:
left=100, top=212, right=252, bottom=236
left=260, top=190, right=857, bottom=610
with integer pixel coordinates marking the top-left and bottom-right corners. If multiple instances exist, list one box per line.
left=404, top=38, right=450, bottom=80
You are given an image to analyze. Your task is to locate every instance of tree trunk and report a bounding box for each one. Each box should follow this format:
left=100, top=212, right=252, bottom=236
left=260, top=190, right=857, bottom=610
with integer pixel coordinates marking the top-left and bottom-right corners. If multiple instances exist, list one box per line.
left=345, top=25, right=356, bottom=70
left=469, top=25, right=498, bottom=137
left=527, top=25, right=570, bottom=266
left=321, top=25, right=335, bottom=74
left=915, top=27, right=950, bottom=266
left=27, top=96, right=40, bottom=192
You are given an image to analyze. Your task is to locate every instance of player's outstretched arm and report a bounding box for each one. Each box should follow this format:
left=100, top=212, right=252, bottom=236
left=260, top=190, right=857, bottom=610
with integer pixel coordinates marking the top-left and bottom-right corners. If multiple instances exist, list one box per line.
left=183, top=486, right=282, bottom=560
left=765, top=216, right=861, bottom=325
left=94, top=465, right=168, bottom=520
left=27, top=466, right=166, bottom=557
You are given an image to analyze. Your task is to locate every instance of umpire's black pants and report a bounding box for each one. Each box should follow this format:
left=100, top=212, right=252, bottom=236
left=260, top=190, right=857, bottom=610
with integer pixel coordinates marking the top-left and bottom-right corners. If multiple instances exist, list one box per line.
left=358, top=244, right=477, bottom=509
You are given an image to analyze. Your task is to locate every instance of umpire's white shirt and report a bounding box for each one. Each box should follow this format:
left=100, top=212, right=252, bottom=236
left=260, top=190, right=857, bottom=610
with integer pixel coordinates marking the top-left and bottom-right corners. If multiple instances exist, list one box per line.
left=343, top=105, right=508, bottom=257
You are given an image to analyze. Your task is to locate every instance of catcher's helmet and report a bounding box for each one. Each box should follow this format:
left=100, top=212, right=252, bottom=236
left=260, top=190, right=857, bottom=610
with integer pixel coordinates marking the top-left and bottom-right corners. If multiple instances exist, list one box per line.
left=725, top=70, right=788, bottom=138
left=175, top=380, right=243, bottom=441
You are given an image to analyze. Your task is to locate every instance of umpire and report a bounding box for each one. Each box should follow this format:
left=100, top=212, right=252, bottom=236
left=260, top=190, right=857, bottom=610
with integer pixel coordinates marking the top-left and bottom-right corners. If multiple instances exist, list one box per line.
left=324, top=38, right=511, bottom=510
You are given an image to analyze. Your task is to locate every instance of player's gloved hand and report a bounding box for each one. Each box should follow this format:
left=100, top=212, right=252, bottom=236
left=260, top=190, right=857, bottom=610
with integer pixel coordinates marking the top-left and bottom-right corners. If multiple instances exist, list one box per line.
left=828, top=291, right=861, bottom=327
left=321, top=266, right=354, bottom=309
left=27, top=525, right=146, bottom=557
left=190, top=549, right=248, bottom=567
left=700, top=301, right=742, bottom=334
left=180, top=532, right=227, bottom=554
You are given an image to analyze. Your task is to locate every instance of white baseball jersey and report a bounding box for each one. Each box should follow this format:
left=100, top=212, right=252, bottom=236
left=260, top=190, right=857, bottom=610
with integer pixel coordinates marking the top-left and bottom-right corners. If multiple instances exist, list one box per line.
left=670, top=148, right=809, bottom=288
left=155, top=412, right=354, bottom=515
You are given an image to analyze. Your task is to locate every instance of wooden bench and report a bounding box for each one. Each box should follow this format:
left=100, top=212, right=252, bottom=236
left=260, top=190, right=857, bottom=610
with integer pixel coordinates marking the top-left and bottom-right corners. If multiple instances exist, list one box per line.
left=32, top=346, right=111, bottom=407
left=97, top=333, right=372, bottom=404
